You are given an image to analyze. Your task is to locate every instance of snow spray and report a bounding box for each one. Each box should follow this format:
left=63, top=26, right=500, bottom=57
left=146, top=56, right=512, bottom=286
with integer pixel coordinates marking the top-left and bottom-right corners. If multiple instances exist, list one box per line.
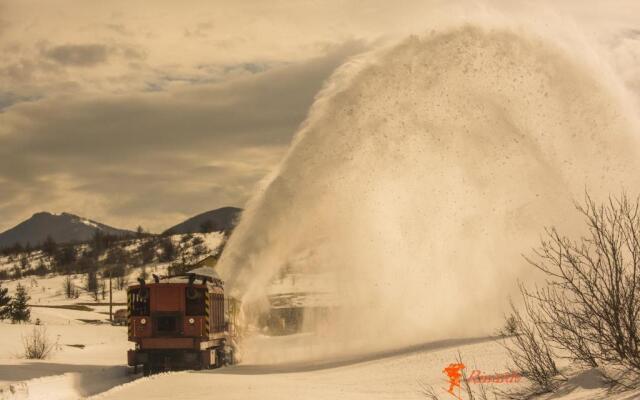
left=217, top=25, right=640, bottom=362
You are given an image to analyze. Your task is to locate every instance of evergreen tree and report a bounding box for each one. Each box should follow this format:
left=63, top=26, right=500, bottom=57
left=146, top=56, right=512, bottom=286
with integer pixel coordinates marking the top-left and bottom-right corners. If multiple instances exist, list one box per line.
left=10, top=284, right=30, bottom=323
left=0, top=282, right=11, bottom=320
left=20, top=255, right=30, bottom=270
left=42, top=235, right=57, bottom=256
left=12, top=242, right=24, bottom=254
left=159, top=237, right=176, bottom=262
left=92, top=229, right=105, bottom=258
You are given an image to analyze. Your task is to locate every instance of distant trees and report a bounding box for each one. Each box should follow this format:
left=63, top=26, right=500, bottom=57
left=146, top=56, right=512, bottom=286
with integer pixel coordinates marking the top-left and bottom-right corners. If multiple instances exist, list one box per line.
left=159, top=238, right=176, bottom=262
left=1, top=242, right=24, bottom=256
left=86, top=271, right=99, bottom=300
left=91, top=230, right=106, bottom=258
left=63, top=275, right=76, bottom=299
left=90, top=230, right=119, bottom=259
left=0, top=282, right=11, bottom=320
left=105, top=246, right=128, bottom=265
left=42, top=235, right=57, bottom=256
left=54, top=246, right=77, bottom=269
left=33, top=259, right=48, bottom=276
left=109, top=264, right=128, bottom=290
left=19, top=255, right=30, bottom=270
left=0, top=223, right=229, bottom=289
left=10, top=284, right=30, bottom=323
left=136, top=226, right=146, bottom=239
left=139, top=240, right=156, bottom=264
left=75, top=253, right=94, bottom=273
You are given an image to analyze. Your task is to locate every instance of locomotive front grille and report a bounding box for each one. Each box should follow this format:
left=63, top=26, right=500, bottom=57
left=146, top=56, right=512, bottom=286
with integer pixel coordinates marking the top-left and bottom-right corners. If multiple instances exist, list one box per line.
left=157, top=316, right=177, bottom=332
left=153, top=313, right=181, bottom=336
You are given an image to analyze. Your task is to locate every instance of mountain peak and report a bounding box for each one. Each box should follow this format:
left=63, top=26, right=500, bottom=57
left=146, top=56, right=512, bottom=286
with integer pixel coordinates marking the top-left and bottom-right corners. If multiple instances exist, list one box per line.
left=163, top=207, right=242, bottom=235
left=0, top=212, right=134, bottom=249
left=31, top=211, right=54, bottom=218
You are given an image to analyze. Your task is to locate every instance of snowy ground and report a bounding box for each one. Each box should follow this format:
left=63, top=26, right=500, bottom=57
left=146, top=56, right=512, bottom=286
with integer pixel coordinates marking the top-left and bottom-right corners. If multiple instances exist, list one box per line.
left=92, top=334, right=640, bottom=400
left=3, top=322, right=640, bottom=400
left=1, top=271, right=640, bottom=399
left=0, top=272, right=134, bottom=400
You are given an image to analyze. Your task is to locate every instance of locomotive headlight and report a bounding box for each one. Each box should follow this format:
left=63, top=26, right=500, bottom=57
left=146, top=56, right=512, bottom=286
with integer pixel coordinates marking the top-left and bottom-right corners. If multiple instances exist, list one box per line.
left=140, top=318, right=147, bottom=325
left=188, top=318, right=195, bottom=324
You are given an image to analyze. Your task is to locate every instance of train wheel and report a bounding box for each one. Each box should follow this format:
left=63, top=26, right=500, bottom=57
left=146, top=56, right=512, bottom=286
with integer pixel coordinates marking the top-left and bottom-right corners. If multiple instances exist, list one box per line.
left=143, top=364, right=151, bottom=377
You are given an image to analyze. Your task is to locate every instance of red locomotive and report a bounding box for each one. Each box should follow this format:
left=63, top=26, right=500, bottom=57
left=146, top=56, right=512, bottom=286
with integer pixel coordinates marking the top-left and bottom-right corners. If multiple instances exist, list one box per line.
left=126, top=267, right=239, bottom=375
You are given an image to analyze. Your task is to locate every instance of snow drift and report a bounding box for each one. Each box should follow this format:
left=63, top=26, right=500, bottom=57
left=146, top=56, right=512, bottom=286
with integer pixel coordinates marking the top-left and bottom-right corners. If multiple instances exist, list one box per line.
left=217, top=25, right=640, bottom=361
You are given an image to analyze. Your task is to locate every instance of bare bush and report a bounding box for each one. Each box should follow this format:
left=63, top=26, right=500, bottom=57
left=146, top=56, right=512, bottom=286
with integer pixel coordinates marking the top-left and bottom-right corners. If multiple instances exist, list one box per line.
left=497, top=315, right=518, bottom=337
left=504, top=192, right=640, bottom=396
left=22, top=326, right=54, bottom=359
left=502, top=299, right=562, bottom=395
left=63, top=275, right=75, bottom=299
left=524, top=193, right=640, bottom=371
left=115, top=275, right=128, bottom=290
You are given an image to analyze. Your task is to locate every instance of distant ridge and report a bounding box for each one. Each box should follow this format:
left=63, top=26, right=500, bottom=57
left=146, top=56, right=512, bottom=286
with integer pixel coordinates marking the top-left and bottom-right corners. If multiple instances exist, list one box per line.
left=0, top=212, right=134, bottom=249
left=163, top=207, right=242, bottom=235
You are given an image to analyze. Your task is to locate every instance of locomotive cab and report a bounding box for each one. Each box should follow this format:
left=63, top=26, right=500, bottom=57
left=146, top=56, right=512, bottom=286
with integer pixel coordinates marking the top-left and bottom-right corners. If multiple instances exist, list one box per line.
left=127, top=267, right=239, bottom=375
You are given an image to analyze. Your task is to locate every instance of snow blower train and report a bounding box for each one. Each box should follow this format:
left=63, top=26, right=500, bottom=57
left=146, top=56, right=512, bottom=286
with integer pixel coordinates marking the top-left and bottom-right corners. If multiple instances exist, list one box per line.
left=126, top=266, right=240, bottom=375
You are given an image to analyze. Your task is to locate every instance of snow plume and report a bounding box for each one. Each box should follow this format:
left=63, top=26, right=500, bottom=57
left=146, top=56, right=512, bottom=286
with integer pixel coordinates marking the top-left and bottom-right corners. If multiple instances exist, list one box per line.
left=218, top=24, right=640, bottom=362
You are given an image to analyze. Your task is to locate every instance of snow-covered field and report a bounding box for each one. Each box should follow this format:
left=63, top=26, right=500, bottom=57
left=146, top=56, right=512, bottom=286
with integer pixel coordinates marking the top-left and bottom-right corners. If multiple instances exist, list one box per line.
left=1, top=237, right=639, bottom=399
left=2, top=306, right=639, bottom=400
left=0, top=272, right=133, bottom=400
left=93, top=338, right=640, bottom=400
left=0, top=268, right=639, bottom=399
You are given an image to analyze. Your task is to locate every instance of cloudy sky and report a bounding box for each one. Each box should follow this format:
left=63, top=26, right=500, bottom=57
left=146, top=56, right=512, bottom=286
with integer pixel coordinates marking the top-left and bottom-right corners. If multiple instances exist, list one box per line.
left=1, top=0, right=640, bottom=233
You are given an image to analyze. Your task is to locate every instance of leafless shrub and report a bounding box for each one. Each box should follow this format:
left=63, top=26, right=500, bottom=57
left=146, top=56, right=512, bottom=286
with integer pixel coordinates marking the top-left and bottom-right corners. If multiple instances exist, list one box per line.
left=115, top=275, right=128, bottom=290
left=504, top=192, right=640, bottom=396
left=497, top=315, right=518, bottom=338
left=63, top=275, right=75, bottom=299
left=418, top=382, right=441, bottom=400
left=22, top=326, right=54, bottom=359
left=502, top=299, right=562, bottom=395
left=525, top=193, right=640, bottom=371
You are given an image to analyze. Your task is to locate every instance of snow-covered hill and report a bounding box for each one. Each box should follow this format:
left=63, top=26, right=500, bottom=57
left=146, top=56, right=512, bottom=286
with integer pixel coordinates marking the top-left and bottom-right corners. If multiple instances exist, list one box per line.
left=0, top=212, right=134, bottom=250
left=162, top=207, right=242, bottom=235
left=0, top=232, right=225, bottom=281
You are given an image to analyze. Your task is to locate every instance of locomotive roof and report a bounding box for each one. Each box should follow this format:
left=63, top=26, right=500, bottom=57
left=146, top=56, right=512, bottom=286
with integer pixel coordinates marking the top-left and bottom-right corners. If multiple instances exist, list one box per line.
left=128, top=266, right=224, bottom=288
left=187, top=266, right=221, bottom=280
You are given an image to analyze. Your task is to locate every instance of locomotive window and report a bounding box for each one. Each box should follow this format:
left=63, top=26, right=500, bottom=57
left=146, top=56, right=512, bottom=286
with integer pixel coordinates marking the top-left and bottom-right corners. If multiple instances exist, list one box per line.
left=185, top=287, right=206, bottom=316
left=129, top=288, right=150, bottom=316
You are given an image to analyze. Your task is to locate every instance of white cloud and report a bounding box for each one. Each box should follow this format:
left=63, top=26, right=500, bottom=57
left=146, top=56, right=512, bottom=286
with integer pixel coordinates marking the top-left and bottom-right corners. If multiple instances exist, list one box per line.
left=1, top=0, right=640, bottom=233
